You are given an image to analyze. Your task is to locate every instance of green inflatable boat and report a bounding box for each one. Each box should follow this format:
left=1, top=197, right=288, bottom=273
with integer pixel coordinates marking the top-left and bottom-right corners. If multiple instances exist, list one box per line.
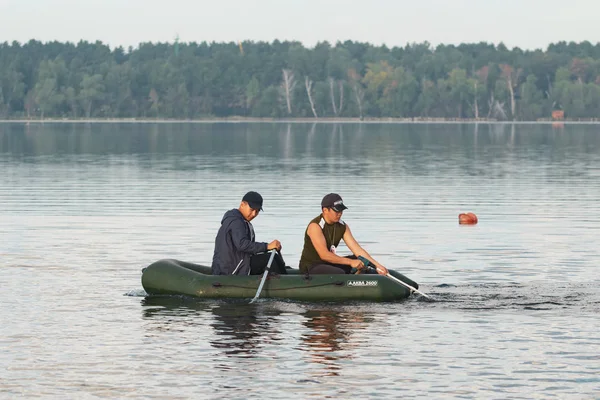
left=141, top=259, right=419, bottom=302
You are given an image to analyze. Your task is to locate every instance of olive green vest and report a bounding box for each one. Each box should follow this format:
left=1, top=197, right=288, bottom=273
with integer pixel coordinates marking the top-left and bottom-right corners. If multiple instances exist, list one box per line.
left=299, top=214, right=347, bottom=273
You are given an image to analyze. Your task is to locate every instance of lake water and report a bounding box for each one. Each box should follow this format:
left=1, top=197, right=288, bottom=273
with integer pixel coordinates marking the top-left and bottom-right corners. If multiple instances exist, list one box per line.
left=1, top=122, right=599, bottom=399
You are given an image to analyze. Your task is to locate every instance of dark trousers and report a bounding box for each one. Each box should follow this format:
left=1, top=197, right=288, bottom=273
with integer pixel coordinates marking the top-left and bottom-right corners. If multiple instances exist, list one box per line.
left=308, top=255, right=377, bottom=275
left=250, top=252, right=288, bottom=275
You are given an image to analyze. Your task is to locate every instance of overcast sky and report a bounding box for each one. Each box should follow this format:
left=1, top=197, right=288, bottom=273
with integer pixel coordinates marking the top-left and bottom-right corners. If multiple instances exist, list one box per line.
left=1, top=0, right=599, bottom=50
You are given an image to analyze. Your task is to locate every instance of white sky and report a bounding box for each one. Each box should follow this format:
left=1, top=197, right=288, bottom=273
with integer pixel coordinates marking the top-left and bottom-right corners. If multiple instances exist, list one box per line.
left=0, top=0, right=599, bottom=50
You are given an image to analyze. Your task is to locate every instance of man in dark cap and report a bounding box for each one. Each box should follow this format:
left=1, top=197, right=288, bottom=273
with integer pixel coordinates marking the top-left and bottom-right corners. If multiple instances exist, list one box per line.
left=211, top=191, right=282, bottom=275
left=299, top=193, right=389, bottom=275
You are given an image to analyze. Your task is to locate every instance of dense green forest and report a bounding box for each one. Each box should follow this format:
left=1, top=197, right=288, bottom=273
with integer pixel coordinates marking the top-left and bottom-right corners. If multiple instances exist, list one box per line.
left=1, top=39, right=600, bottom=120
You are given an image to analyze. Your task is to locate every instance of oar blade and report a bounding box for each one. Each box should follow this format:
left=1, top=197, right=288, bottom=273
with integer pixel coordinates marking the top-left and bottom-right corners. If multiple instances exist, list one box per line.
left=249, top=249, right=277, bottom=303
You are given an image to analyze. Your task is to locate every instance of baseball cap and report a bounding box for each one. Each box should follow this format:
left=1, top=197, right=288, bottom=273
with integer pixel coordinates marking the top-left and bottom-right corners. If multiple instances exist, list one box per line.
left=321, top=193, right=348, bottom=212
left=242, top=191, right=264, bottom=211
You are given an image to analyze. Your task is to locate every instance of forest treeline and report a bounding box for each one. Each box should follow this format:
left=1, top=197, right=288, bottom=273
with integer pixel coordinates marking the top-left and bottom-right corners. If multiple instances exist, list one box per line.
left=1, top=39, right=600, bottom=120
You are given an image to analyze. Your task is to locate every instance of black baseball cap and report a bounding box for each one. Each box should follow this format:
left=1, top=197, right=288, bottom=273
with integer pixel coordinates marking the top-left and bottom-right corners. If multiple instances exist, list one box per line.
left=321, top=193, right=348, bottom=212
left=242, top=191, right=264, bottom=211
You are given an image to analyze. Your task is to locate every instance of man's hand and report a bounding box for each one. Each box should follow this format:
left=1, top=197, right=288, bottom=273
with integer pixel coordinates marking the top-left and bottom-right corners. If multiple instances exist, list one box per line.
left=267, top=240, right=282, bottom=251
left=376, top=265, right=389, bottom=275
left=349, top=258, right=365, bottom=271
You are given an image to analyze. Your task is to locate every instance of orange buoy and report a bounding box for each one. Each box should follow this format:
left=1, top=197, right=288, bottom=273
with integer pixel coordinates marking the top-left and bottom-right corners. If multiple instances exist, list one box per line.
left=459, top=212, right=478, bottom=225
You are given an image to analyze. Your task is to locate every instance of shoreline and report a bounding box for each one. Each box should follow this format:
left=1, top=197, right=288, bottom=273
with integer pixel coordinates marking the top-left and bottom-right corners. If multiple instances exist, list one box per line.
left=0, top=117, right=594, bottom=124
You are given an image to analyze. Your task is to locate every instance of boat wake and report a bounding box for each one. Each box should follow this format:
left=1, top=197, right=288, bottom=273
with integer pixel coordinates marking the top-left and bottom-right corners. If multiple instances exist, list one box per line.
left=126, top=281, right=599, bottom=313
left=422, top=281, right=600, bottom=312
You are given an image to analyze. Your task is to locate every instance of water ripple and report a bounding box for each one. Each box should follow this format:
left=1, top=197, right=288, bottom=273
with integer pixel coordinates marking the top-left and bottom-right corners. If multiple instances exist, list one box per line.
left=1, top=122, right=599, bottom=398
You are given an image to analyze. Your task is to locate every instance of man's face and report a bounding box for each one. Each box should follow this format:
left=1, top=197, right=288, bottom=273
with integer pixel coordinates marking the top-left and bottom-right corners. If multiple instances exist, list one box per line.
left=240, top=201, right=260, bottom=222
left=323, top=206, right=343, bottom=222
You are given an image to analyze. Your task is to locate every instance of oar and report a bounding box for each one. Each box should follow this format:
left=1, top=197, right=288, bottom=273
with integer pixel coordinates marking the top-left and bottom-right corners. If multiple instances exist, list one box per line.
left=385, top=273, right=432, bottom=300
left=357, top=256, right=432, bottom=300
left=249, top=249, right=277, bottom=304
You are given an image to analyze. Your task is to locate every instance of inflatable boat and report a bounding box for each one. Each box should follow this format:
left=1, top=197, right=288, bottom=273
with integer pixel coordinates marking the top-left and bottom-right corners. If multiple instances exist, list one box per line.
left=141, top=259, right=419, bottom=302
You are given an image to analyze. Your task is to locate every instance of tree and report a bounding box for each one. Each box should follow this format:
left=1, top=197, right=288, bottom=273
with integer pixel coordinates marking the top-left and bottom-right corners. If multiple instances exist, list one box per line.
left=79, top=74, right=105, bottom=117
left=104, top=62, right=133, bottom=117
left=164, top=83, right=190, bottom=118
left=1, top=39, right=600, bottom=120
left=0, top=69, right=26, bottom=115
left=447, top=68, right=473, bottom=118
left=414, top=79, right=438, bottom=118
left=64, top=87, right=78, bottom=117
left=348, top=68, right=365, bottom=119
left=570, top=57, right=594, bottom=84
left=280, top=69, right=296, bottom=115
left=518, top=75, right=545, bottom=120
left=253, top=86, right=281, bottom=117
left=500, top=64, right=522, bottom=119
left=148, top=88, right=159, bottom=118
left=489, top=79, right=508, bottom=120
left=245, top=76, right=260, bottom=112
left=380, top=67, right=418, bottom=117
left=326, top=47, right=352, bottom=116
left=328, top=77, right=340, bottom=116
left=32, top=58, right=68, bottom=118
left=473, top=66, right=490, bottom=119
left=305, top=76, right=318, bottom=118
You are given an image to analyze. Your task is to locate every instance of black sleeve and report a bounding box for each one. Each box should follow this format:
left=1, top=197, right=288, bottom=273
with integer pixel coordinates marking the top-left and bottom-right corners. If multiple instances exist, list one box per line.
left=229, top=218, right=268, bottom=254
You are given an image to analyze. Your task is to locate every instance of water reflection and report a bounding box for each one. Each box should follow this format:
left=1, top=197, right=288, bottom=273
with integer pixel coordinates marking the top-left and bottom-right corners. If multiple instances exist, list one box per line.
left=140, top=295, right=378, bottom=374
left=301, top=309, right=372, bottom=377
left=140, top=296, right=212, bottom=334
left=141, top=296, right=287, bottom=357
left=1, top=122, right=599, bottom=160
left=3, top=120, right=600, bottom=398
left=209, top=303, right=283, bottom=358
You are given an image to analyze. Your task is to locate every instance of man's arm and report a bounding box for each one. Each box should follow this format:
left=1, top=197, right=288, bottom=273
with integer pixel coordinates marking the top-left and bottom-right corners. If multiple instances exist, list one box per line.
left=306, top=223, right=361, bottom=268
left=343, top=224, right=389, bottom=275
left=230, top=219, right=268, bottom=254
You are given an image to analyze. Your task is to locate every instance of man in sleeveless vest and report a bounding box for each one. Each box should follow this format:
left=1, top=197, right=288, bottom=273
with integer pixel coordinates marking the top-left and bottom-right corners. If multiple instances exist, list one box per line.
left=299, top=193, right=390, bottom=275
left=212, top=191, right=283, bottom=275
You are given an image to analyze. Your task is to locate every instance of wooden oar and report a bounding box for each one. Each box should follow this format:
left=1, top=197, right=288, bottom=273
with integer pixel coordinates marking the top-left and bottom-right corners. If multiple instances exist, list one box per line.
left=249, top=249, right=277, bottom=303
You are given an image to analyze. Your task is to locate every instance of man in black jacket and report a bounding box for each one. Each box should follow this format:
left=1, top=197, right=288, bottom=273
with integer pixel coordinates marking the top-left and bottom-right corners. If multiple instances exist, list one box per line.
left=211, top=191, right=282, bottom=275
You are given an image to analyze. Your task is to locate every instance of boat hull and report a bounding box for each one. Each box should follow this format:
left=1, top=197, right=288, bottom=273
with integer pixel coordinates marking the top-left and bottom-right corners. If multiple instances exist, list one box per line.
left=141, top=259, right=417, bottom=302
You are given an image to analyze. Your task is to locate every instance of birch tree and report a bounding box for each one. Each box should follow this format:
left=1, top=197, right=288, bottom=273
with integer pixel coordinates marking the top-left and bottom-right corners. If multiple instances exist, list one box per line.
left=328, top=78, right=344, bottom=116
left=337, top=80, right=344, bottom=115
left=473, top=66, right=490, bottom=119
left=348, top=68, right=364, bottom=119
left=500, top=64, right=522, bottom=119
left=305, top=77, right=318, bottom=118
left=329, top=77, right=338, bottom=116
left=280, top=69, right=296, bottom=115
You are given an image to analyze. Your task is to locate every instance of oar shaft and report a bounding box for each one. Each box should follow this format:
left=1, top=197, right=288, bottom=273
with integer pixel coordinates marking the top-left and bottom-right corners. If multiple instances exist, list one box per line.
left=249, top=249, right=277, bottom=303
left=386, top=273, right=431, bottom=299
